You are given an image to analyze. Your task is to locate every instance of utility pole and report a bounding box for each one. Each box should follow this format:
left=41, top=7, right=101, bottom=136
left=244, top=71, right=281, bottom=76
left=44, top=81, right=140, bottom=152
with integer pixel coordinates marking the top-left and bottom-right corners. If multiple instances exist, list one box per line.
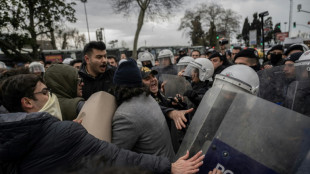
left=81, top=0, right=90, bottom=42
left=288, top=0, right=293, bottom=37
left=259, top=11, right=269, bottom=59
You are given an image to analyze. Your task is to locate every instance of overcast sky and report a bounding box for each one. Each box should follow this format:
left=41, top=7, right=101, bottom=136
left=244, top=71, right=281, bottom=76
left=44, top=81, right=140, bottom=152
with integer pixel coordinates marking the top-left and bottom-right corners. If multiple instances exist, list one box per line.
left=67, top=0, right=310, bottom=49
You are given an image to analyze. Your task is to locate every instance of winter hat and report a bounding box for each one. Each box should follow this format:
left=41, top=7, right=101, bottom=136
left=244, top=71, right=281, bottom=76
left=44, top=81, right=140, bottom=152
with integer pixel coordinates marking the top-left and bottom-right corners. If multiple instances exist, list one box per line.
left=284, top=44, right=304, bottom=56
left=140, top=67, right=158, bottom=79
left=284, top=52, right=303, bottom=63
left=113, top=58, right=142, bottom=87
left=269, top=45, right=284, bottom=52
left=234, top=48, right=258, bottom=61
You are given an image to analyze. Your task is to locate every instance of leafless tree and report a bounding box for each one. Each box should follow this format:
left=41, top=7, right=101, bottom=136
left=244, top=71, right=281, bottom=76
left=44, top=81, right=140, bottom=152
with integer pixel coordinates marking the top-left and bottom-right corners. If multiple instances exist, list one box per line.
left=179, top=2, right=240, bottom=43
left=55, top=28, right=86, bottom=49
left=109, top=0, right=183, bottom=59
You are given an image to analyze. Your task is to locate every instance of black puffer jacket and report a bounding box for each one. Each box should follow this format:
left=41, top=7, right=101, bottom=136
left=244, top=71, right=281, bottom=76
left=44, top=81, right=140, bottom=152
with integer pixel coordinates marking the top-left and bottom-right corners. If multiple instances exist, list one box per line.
left=0, top=112, right=171, bottom=174
left=78, top=62, right=116, bottom=100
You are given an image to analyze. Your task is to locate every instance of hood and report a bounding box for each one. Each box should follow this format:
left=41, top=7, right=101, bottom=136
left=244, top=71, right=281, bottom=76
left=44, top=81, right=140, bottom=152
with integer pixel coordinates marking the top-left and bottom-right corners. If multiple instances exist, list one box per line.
left=0, top=112, right=58, bottom=161
left=44, top=64, right=79, bottom=99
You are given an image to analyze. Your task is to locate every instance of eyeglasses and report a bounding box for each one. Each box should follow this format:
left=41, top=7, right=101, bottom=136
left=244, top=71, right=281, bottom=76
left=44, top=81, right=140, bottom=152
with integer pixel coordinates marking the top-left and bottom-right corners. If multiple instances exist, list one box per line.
left=77, top=77, right=83, bottom=85
left=33, top=88, right=51, bottom=96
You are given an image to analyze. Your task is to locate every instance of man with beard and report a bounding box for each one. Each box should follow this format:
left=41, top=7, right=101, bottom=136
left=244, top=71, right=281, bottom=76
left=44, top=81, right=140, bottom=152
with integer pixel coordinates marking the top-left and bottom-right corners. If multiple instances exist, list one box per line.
left=79, top=41, right=116, bottom=100
left=0, top=73, right=206, bottom=174
left=140, top=67, right=193, bottom=130
left=140, top=66, right=193, bottom=152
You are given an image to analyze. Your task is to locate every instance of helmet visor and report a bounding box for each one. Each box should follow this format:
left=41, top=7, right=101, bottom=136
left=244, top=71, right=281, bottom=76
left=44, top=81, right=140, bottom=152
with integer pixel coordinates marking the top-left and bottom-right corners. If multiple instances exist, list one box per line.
left=177, top=65, right=187, bottom=74
left=183, top=64, right=199, bottom=80
left=159, top=57, right=171, bottom=67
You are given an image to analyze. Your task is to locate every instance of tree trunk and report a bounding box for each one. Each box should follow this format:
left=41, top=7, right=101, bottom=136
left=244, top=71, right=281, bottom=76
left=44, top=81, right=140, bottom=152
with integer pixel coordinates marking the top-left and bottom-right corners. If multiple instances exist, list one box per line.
left=50, top=28, right=57, bottom=49
left=62, top=33, right=67, bottom=49
left=132, top=8, right=145, bottom=60
left=28, top=1, right=39, bottom=60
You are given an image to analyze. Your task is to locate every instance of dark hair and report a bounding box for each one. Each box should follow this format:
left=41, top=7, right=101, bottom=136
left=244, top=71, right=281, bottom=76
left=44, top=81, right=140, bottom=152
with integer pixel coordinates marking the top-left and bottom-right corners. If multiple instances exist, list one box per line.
left=232, top=46, right=242, bottom=51
left=191, top=50, right=201, bottom=56
left=83, top=41, right=106, bottom=56
left=45, top=61, right=52, bottom=66
left=109, top=86, right=149, bottom=106
left=226, top=50, right=231, bottom=57
left=0, top=74, right=43, bottom=112
left=0, top=67, right=30, bottom=84
left=107, top=55, right=117, bottom=62
left=70, top=59, right=83, bottom=66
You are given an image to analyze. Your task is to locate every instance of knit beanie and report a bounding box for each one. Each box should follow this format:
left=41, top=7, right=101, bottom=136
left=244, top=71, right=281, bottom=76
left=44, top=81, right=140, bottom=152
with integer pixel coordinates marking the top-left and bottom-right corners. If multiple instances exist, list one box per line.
left=284, top=44, right=304, bottom=56
left=284, top=52, right=303, bottom=63
left=269, top=45, right=284, bottom=52
left=234, top=48, right=258, bottom=61
left=113, top=58, right=142, bottom=87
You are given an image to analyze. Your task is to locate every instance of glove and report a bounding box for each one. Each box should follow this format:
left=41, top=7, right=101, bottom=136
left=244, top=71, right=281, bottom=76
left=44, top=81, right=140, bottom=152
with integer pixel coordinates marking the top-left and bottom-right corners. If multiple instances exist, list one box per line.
left=183, top=90, right=198, bottom=99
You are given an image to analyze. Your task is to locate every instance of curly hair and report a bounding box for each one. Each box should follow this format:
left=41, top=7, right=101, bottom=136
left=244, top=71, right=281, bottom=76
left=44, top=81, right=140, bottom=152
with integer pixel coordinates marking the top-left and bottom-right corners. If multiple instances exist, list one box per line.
left=109, top=85, right=150, bottom=106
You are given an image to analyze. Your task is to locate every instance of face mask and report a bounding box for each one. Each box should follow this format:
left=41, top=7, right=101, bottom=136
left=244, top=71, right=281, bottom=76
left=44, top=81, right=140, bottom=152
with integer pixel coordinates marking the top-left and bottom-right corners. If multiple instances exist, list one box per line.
left=270, top=54, right=282, bottom=66
left=39, top=92, right=63, bottom=120
left=144, top=63, right=153, bottom=69
left=185, top=76, right=192, bottom=83
left=250, top=64, right=261, bottom=72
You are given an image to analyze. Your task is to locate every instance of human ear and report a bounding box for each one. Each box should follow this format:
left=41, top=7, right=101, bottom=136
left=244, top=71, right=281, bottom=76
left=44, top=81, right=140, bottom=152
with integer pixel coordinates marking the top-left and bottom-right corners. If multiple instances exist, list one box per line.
left=21, top=97, right=33, bottom=111
left=84, top=54, right=90, bottom=64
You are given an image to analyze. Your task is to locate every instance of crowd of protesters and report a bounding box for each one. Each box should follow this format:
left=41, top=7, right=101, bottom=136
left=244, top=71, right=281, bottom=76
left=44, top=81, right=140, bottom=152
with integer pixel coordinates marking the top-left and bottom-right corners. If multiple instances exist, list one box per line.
left=0, top=39, right=309, bottom=173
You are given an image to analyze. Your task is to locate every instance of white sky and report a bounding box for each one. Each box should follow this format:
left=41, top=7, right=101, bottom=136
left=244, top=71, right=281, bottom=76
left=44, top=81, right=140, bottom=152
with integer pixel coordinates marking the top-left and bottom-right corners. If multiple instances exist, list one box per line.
left=67, top=0, right=310, bottom=49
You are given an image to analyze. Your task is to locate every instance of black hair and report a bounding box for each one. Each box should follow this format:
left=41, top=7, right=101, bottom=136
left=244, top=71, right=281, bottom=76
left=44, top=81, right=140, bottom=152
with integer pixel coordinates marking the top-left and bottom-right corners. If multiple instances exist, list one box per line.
left=226, top=50, right=231, bottom=57
left=232, top=46, right=242, bottom=51
left=191, top=50, right=201, bottom=56
left=83, top=41, right=106, bottom=56
left=109, top=85, right=150, bottom=106
left=0, top=74, right=43, bottom=112
left=0, top=67, right=30, bottom=84
left=45, top=61, right=52, bottom=66
left=70, top=59, right=83, bottom=66
left=107, top=55, right=118, bottom=62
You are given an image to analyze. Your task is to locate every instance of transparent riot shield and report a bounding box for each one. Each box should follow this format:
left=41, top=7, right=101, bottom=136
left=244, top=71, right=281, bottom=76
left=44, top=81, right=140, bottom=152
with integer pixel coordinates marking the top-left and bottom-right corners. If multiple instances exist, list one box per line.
left=161, top=74, right=193, bottom=153
left=152, top=64, right=178, bottom=83
left=175, top=86, right=237, bottom=159
left=258, top=65, right=292, bottom=105
left=282, top=64, right=310, bottom=116
left=161, top=74, right=192, bottom=98
left=199, top=92, right=310, bottom=174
